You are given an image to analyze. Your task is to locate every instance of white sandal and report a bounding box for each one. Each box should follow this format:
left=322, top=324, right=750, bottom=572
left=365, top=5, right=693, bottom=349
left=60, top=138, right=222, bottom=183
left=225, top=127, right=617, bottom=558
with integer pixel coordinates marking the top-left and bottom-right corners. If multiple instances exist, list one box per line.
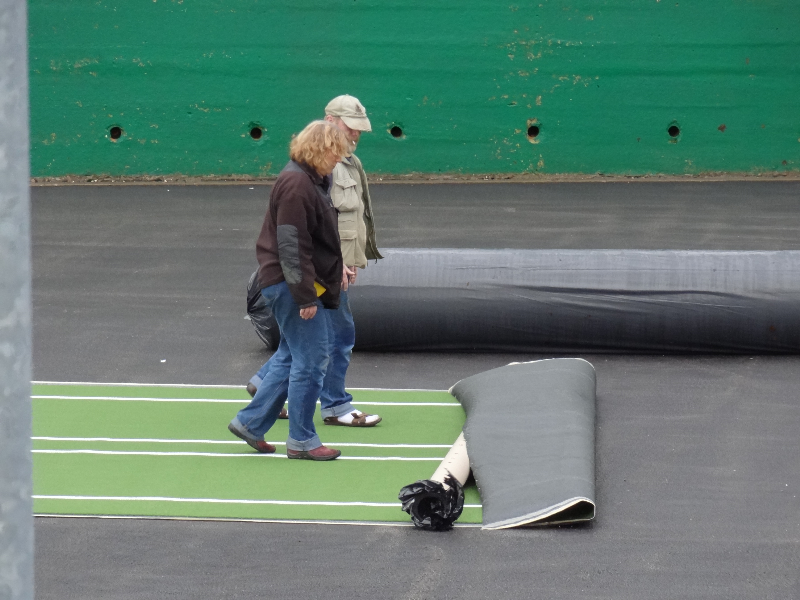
left=323, top=411, right=382, bottom=427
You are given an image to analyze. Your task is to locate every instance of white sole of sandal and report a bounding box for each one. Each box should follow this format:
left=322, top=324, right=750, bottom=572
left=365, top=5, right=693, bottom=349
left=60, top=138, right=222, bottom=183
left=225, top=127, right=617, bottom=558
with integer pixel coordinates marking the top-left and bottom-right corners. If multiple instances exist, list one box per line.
left=323, top=414, right=382, bottom=427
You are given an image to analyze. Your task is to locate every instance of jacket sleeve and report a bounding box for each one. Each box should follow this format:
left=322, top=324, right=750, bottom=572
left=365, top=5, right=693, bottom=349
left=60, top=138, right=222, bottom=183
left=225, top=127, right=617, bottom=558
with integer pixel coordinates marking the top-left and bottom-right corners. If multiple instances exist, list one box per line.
left=273, top=177, right=318, bottom=308
left=353, top=156, right=383, bottom=261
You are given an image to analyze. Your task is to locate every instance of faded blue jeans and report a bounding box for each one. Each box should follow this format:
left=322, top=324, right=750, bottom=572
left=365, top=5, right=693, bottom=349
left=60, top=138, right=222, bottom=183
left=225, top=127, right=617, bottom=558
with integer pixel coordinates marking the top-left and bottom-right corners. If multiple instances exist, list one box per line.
left=250, top=289, right=356, bottom=419
left=232, top=281, right=330, bottom=451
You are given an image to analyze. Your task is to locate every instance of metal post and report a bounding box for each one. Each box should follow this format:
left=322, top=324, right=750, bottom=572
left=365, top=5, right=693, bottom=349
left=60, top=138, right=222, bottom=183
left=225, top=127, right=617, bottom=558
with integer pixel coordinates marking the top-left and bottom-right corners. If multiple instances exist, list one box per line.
left=0, top=0, right=33, bottom=598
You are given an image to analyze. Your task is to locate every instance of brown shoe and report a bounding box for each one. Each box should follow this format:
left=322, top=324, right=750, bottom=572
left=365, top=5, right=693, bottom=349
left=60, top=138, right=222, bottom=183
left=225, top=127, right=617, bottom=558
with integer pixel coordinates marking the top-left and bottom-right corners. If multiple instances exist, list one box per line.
left=247, top=384, right=288, bottom=419
left=227, top=423, right=276, bottom=454
left=287, top=445, right=341, bottom=461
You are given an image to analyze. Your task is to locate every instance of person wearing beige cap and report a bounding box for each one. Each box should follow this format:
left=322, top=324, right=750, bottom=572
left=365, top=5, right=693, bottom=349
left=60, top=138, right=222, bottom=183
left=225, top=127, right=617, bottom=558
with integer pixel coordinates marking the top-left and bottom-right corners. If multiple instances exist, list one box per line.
left=247, top=95, right=384, bottom=427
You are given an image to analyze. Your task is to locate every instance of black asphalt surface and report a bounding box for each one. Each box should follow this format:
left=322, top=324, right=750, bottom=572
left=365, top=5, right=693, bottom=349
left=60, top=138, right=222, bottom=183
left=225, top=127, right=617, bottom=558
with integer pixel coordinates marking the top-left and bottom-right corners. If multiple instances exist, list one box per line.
left=32, top=182, right=800, bottom=600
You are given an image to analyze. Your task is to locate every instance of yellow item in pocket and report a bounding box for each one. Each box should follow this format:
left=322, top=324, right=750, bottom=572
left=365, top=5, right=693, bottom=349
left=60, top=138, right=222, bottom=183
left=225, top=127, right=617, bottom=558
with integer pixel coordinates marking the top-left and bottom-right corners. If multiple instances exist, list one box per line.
left=313, top=281, right=327, bottom=297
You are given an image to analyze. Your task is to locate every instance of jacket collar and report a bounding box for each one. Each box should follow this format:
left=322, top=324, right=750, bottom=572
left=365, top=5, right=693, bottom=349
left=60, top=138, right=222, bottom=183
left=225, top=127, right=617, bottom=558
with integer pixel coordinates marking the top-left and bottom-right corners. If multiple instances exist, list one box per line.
left=293, top=160, right=327, bottom=187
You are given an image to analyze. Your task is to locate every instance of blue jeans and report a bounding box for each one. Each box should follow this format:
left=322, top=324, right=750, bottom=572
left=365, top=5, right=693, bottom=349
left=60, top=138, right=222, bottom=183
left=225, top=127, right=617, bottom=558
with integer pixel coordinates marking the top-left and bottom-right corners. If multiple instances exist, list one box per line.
left=250, top=289, right=356, bottom=419
left=232, top=281, right=330, bottom=451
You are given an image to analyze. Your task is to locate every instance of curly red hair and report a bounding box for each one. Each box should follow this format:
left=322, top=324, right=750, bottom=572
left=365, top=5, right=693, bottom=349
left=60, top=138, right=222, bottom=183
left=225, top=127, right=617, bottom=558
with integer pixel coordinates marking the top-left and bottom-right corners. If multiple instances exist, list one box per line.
left=289, top=120, right=349, bottom=174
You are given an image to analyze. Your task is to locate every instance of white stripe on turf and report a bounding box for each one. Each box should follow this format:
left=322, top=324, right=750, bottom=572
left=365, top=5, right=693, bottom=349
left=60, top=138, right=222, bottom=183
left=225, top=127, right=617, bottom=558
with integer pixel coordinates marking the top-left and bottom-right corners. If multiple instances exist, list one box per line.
left=33, top=395, right=248, bottom=402
left=32, top=381, right=447, bottom=392
left=33, top=494, right=482, bottom=509
left=33, top=514, right=483, bottom=527
left=33, top=449, right=443, bottom=461
left=32, top=381, right=247, bottom=389
left=33, top=495, right=399, bottom=507
left=32, top=395, right=460, bottom=406
left=33, top=436, right=454, bottom=449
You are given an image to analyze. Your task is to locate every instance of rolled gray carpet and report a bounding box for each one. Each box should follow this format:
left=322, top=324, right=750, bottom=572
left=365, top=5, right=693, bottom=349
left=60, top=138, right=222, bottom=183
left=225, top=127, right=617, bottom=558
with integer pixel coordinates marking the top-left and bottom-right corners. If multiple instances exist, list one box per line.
left=450, top=358, right=597, bottom=529
left=350, top=249, right=800, bottom=353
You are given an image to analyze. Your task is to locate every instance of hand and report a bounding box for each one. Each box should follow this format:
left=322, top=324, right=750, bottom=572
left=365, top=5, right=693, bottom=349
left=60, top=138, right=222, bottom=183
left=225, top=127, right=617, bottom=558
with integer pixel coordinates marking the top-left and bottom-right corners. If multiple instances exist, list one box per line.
left=342, top=265, right=355, bottom=291
left=349, top=266, right=357, bottom=284
left=299, top=305, right=317, bottom=320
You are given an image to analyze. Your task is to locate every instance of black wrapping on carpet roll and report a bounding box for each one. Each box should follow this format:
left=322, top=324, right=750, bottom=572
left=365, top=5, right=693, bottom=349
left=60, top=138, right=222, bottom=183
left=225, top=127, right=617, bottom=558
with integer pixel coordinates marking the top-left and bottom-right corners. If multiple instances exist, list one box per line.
left=451, top=358, right=596, bottom=529
left=350, top=249, right=800, bottom=353
left=398, top=473, right=465, bottom=531
left=246, top=270, right=280, bottom=351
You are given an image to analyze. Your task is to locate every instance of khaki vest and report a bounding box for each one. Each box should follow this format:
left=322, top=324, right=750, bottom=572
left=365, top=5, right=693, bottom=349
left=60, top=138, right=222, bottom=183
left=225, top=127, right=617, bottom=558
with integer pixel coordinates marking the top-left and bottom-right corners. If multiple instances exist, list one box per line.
left=330, top=154, right=382, bottom=268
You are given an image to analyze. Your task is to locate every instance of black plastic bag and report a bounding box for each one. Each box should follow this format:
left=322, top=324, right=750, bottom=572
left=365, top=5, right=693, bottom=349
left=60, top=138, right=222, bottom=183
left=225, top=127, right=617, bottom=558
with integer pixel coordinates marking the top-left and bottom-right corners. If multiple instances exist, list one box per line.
left=398, top=473, right=465, bottom=531
left=247, top=270, right=280, bottom=350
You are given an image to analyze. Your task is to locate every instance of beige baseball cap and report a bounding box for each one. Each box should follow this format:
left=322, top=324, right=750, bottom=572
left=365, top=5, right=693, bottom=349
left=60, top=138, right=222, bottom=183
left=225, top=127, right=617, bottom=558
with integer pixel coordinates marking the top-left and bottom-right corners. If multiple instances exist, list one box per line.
left=325, top=95, right=372, bottom=132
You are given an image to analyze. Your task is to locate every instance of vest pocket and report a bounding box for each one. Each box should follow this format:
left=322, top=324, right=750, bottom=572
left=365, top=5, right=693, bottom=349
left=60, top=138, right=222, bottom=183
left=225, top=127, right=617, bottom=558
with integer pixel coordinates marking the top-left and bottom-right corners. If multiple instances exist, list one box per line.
left=338, top=209, right=358, bottom=239
left=339, top=228, right=357, bottom=265
left=331, top=177, right=360, bottom=211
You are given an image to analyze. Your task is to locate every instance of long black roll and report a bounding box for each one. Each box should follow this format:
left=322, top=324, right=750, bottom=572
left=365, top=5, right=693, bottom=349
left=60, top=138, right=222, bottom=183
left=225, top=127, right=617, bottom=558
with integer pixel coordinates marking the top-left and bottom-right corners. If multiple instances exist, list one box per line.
left=349, top=249, right=800, bottom=353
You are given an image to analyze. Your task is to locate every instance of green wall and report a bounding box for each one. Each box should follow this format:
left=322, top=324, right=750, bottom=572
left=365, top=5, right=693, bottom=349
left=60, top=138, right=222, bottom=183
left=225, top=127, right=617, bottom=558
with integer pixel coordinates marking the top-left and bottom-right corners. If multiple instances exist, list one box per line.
left=29, top=1, right=800, bottom=177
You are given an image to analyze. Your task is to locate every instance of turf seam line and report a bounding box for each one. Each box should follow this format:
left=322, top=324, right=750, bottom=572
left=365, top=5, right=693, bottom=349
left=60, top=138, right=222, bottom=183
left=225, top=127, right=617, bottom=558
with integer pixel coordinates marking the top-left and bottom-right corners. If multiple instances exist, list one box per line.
left=34, top=495, right=483, bottom=509
left=31, top=395, right=459, bottom=406
left=32, top=449, right=444, bottom=461
left=32, top=381, right=447, bottom=392
left=33, top=436, right=455, bottom=449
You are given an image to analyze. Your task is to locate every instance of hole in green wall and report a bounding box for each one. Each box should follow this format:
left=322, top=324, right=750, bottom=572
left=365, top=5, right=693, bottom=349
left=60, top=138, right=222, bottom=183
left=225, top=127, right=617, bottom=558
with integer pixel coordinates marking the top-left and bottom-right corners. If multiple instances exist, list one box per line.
left=668, top=125, right=680, bottom=138
left=109, top=126, right=123, bottom=141
left=526, top=118, right=541, bottom=144
left=250, top=127, right=263, bottom=140
left=390, top=126, right=403, bottom=138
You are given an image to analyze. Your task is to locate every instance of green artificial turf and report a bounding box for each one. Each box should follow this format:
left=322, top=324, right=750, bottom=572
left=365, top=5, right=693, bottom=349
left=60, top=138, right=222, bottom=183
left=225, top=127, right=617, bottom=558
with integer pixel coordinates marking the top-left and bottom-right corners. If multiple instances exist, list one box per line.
left=32, top=383, right=482, bottom=524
